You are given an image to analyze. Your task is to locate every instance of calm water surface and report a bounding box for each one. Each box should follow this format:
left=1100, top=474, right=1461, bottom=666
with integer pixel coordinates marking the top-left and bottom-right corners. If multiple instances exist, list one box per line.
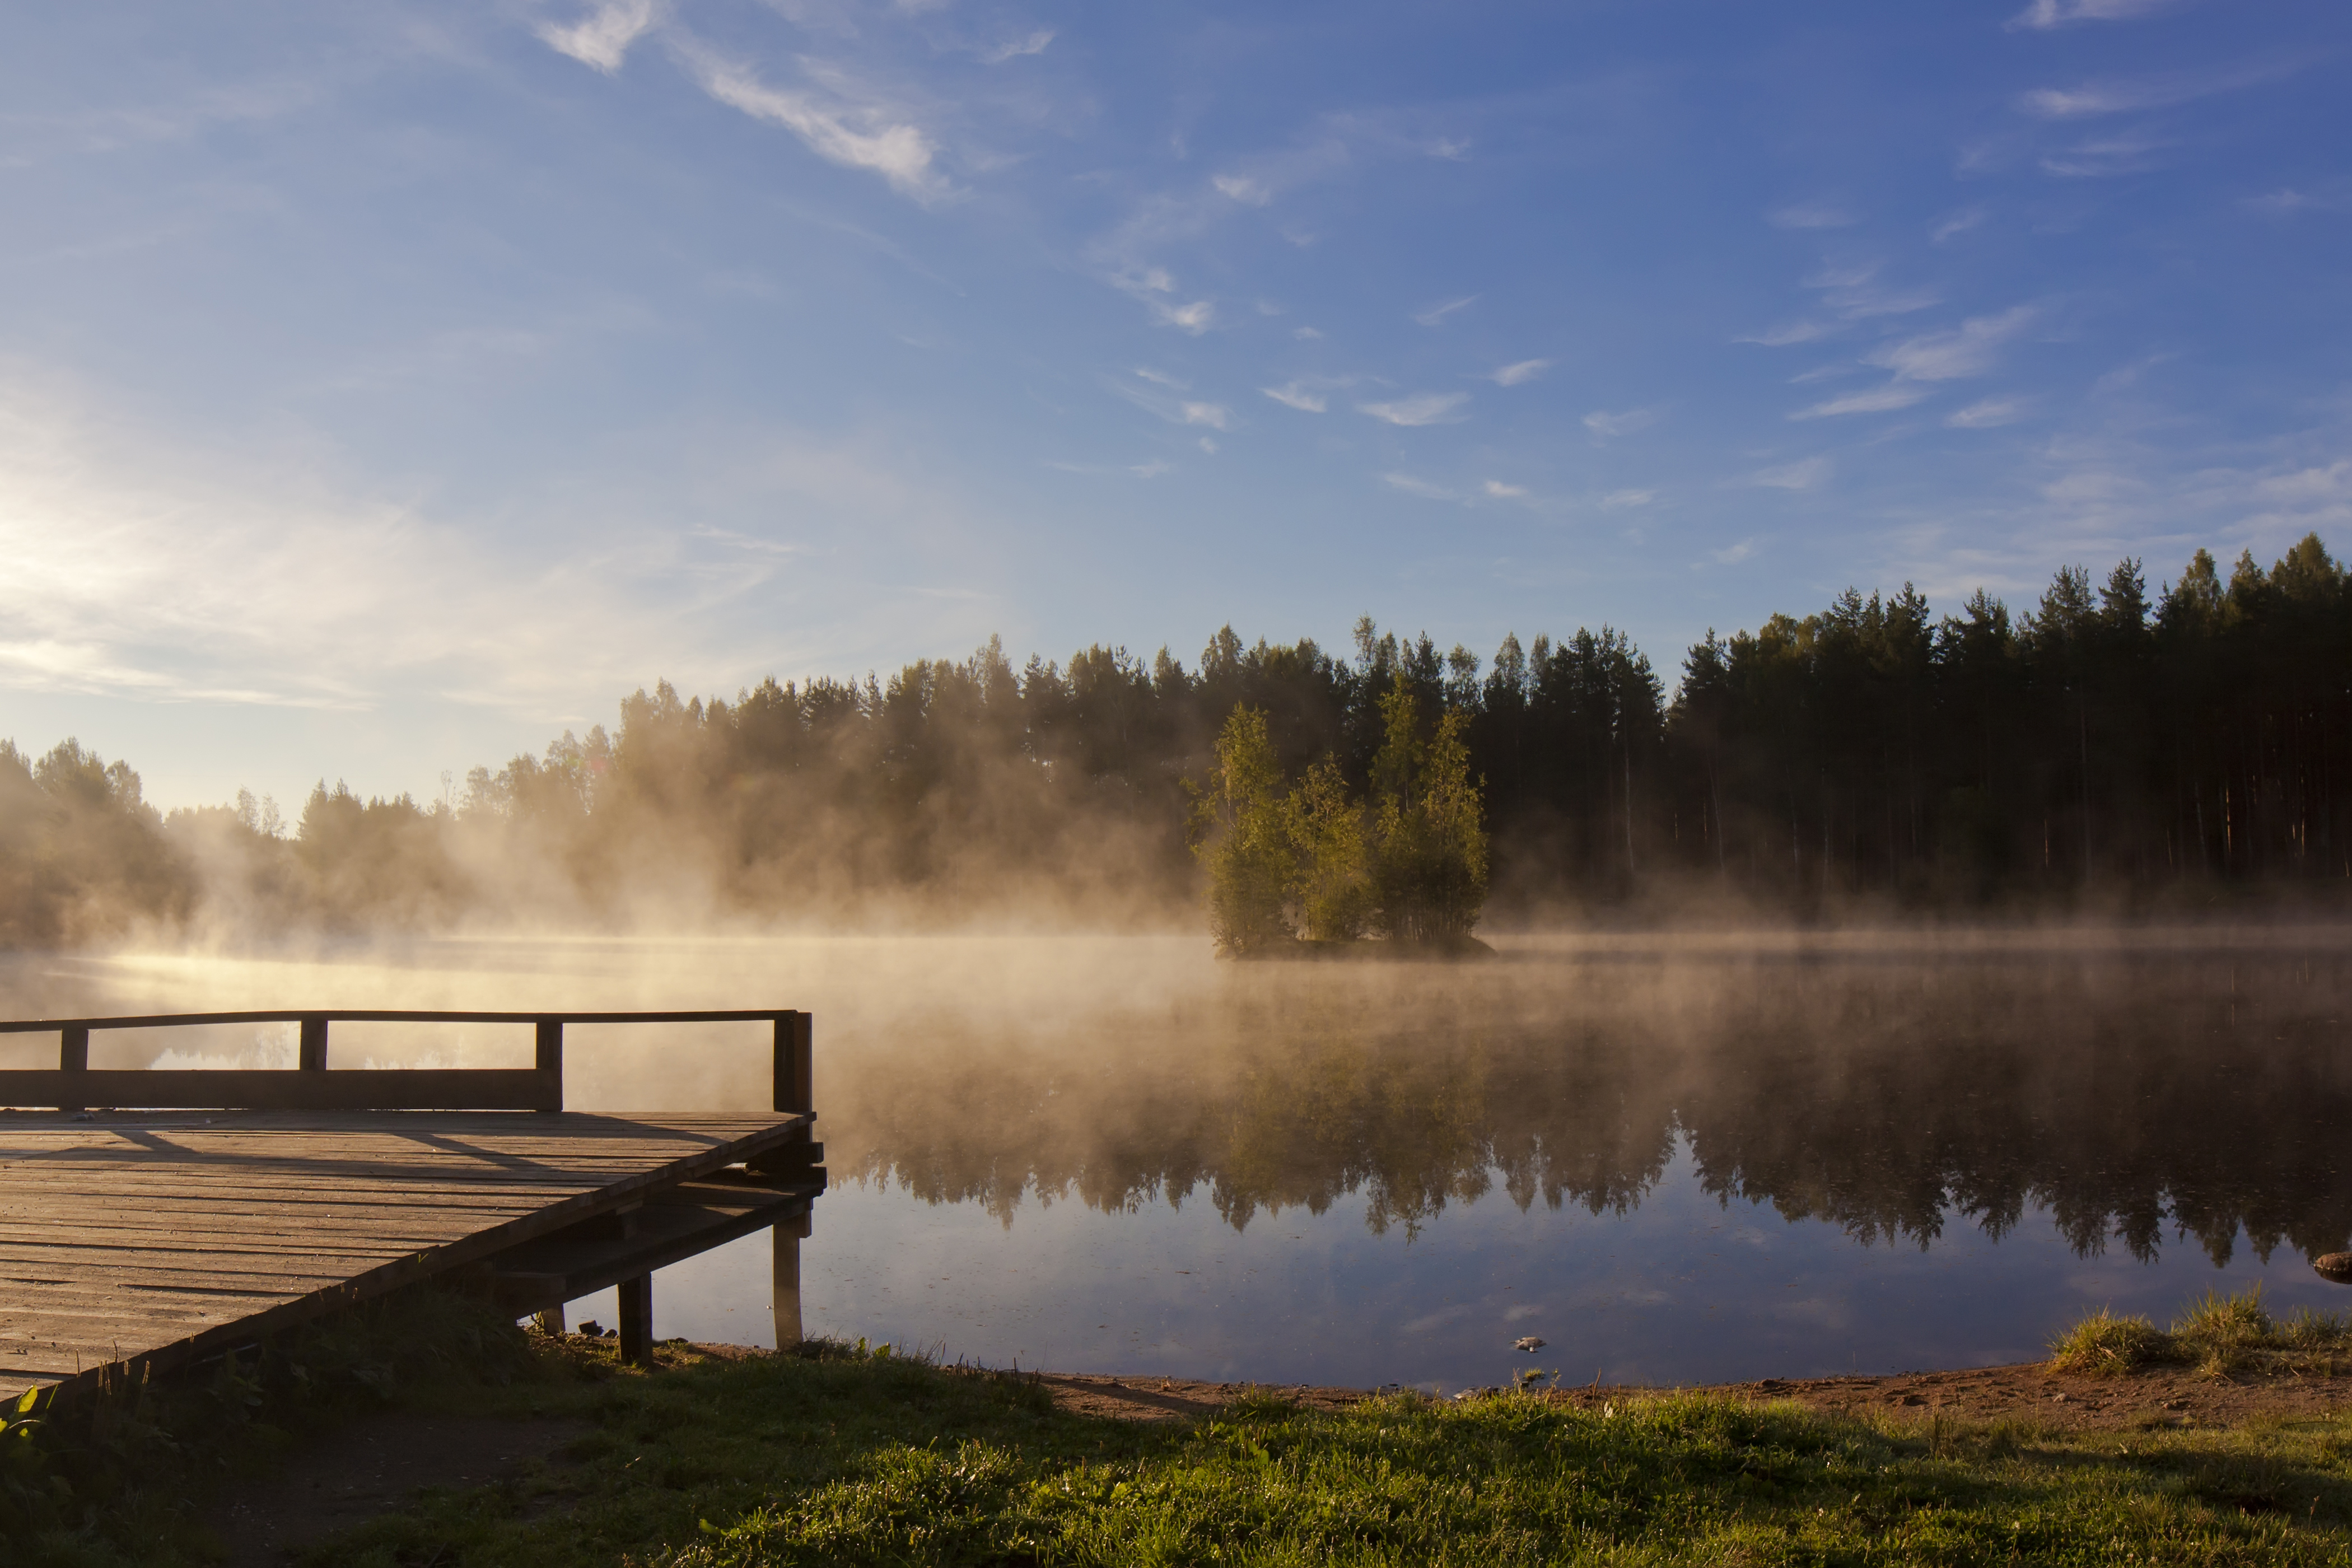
left=6, top=931, right=2349, bottom=1392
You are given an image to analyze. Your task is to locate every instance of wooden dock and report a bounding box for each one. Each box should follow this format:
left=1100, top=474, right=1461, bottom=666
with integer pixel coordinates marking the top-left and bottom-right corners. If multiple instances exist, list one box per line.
left=0, top=1010, right=823, bottom=1402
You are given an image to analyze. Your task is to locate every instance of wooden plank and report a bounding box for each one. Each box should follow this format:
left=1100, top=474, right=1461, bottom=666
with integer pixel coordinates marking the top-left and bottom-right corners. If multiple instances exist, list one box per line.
left=0, top=1109, right=813, bottom=1401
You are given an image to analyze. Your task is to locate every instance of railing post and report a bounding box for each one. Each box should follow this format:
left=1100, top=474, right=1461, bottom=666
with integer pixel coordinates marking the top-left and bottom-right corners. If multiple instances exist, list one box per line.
left=772, top=1012, right=812, bottom=1116
left=59, top=1025, right=88, bottom=1114
left=534, top=1020, right=563, bottom=1113
left=297, top=1016, right=328, bottom=1072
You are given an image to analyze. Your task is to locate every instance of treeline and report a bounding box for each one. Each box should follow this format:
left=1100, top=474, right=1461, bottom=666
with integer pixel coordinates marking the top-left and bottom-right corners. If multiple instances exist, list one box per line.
left=3, top=533, right=2348, bottom=942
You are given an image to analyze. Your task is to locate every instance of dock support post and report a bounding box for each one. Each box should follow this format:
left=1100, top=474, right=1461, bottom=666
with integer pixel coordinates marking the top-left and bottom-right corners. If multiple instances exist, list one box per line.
left=773, top=1208, right=809, bottom=1350
left=298, top=1016, right=328, bottom=1072
left=773, top=1012, right=812, bottom=1115
left=534, top=1020, right=563, bottom=1113
left=618, top=1273, right=653, bottom=1366
left=59, top=1025, right=88, bottom=1113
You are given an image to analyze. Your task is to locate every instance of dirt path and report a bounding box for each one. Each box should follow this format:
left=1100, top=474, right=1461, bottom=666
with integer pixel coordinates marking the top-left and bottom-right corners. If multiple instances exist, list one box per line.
left=1035, top=1362, right=2352, bottom=1432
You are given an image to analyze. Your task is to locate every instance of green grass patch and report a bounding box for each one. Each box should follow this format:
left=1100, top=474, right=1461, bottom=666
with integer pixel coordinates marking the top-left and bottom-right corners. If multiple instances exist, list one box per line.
left=15, top=1292, right=2352, bottom=1565
left=2051, top=1309, right=2171, bottom=1376
left=2052, top=1286, right=2352, bottom=1380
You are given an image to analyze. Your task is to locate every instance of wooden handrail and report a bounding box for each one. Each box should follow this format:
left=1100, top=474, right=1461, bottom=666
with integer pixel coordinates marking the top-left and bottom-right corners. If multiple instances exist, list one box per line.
left=0, top=1009, right=813, bottom=1115
left=0, top=1008, right=799, bottom=1032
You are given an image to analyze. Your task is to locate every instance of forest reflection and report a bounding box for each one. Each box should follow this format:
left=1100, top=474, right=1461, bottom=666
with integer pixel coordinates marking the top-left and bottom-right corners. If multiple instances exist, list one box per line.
left=829, top=948, right=2352, bottom=1269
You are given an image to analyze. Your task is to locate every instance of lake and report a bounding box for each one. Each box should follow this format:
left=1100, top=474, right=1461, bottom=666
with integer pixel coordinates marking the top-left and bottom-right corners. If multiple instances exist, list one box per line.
left=6, top=929, right=2349, bottom=1393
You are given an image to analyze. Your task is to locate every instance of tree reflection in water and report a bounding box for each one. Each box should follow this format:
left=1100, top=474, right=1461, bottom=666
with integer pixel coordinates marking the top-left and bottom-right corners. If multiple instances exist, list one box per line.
left=828, top=945, right=2352, bottom=1267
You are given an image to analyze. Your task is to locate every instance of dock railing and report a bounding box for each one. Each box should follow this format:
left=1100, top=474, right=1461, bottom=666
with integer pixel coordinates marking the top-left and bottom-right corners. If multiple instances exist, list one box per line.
left=0, top=1009, right=814, bottom=1114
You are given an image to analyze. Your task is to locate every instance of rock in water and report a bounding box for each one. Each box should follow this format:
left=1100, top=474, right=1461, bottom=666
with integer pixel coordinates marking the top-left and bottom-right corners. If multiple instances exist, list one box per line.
left=1514, top=1336, right=1546, bottom=1352
left=2316, top=1253, right=2352, bottom=1284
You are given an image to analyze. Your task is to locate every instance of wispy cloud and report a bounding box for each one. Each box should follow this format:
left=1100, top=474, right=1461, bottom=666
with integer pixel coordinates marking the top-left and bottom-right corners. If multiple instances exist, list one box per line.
left=1134, top=367, right=1187, bottom=389
left=1360, top=392, right=1469, bottom=427
left=682, top=48, right=950, bottom=202
left=1412, top=295, right=1478, bottom=327
left=1109, top=268, right=1216, bottom=333
left=1292, top=326, right=1323, bottom=340
left=1130, top=459, right=1173, bottom=478
left=1737, top=321, right=1833, bottom=347
left=2018, top=60, right=2289, bottom=119
left=1485, top=359, right=1551, bottom=386
left=1482, top=479, right=1528, bottom=499
left=1155, top=300, right=1215, bottom=333
left=1749, top=456, right=1832, bottom=491
left=1583, top=408, right=1655, bottom=438
left=1869, top=306, right=2036, bottom=381
left=978, top=29, right=1054, bottom=64
left=1380, top=473, right=1463, bottom=501
left=2009, top=0, right=2178, bottom=31
left=1790, top=385, right=1930, bottom=419
left=1212, top=173, right=1272, bottom=206
left=1710, top=539, right=1758, bottom=566
left=1770, top=202, right=1855, bottom=230
left=1262, top=382, right=1327, bottom=413
left=2257, top=462, right=2349, bottom=502
left=1932, top=208, right=1987, bottom=243
left=1796, top=262, right=1940, bottom=321
left=1599, top=489, right=1655, bottom=508
left=1948, top=396, right=2029, bottom=428
left=1180, top=402, right=1230, bottom=431
left=2040, top=132, right=2171, bottom=178
left=537, top=0, right=659, bottom=73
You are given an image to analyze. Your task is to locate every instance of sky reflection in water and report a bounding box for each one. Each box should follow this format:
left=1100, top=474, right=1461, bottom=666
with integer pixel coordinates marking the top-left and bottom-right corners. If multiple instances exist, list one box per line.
left=12, top=933, right=2350, bottom=1389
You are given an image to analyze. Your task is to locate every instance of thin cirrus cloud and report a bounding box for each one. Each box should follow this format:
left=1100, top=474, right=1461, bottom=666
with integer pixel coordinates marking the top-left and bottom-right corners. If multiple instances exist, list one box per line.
left=1359, top=392, right=1468, bottom=427
left=1749, top=456, right=1831, bottom=491
left=1262, top=382, right=1327, bottom=413
left=1790, top=307, right=2034, bottom=419
left=2008, top=0, right=2176, bottom=29
left=1411, top=295, right=1478, bottom=326
left=673, top=48, right=951, bottom=203
left=1111, top=267, right=1216, bottom=334
left=1212, top=174, right=1273, bottom=206
left=1486, top=359, right=1551, bottom=386
left=1790, top=384, right=1930, bottom=420
left=1380, top=473, right=1463, bottom=501
left=978, top=29, right=1054, bottom=64
left=1947, top=396, right=2028, bottom=428
left=1482, top=479, right=1528, bottom=499
left=2040, top=132, right=2172, bottom=178
left=2018, top=61, right=2289, bottom=120
left=1737, top=321, right=1832, bottom=347
left=1583, top=408, right=1655, bottom=438
left=1768, top=202, right=1855, bottom=230
left=536, top=0, right=659, bottom=74
left=1868, top=306, right=2035, bottom=381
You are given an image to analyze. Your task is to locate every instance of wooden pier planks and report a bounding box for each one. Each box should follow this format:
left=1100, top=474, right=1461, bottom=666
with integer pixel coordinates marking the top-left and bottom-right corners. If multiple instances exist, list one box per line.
left=0, top=1109, right=810, bottom=1399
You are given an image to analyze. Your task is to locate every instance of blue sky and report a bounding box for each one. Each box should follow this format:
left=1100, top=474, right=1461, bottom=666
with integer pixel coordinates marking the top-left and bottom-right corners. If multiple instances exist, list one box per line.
left=3, top=0, right=2346, bottom=810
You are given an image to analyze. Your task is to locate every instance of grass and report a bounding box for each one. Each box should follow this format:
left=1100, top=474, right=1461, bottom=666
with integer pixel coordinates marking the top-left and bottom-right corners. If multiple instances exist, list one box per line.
left=11, top=1289, right=2352, bottom=1565
left=2052, top=1285, right=2352, bottom=1379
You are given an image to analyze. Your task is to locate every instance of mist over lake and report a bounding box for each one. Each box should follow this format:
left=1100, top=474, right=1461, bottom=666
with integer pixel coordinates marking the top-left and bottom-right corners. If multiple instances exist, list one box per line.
left=13, top=928, right=2345, bottom=1390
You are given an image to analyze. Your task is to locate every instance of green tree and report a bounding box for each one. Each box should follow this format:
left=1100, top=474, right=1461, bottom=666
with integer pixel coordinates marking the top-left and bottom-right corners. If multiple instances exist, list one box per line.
left=1285, top=755, right=1371, bottom=940
left=1193, top=707, right=1294, bottom=954
left=1369, top=688, right=1490, bottom=942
